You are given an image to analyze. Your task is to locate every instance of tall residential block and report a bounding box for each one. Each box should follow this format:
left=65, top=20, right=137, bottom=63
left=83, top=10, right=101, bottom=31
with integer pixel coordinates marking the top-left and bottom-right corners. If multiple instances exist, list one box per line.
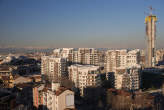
left=53, top=48, right=103, bottom=66
left=68, top=64, right=101, bottom=96
left=41, top=56, right=67, bottom=81
left=105, top=49, right=140, bottom=73
left=115, top=65, right=141, bottom=90
left=122, top=66, right=141, bottom=90
left=145, top=13, right=157, bottom=67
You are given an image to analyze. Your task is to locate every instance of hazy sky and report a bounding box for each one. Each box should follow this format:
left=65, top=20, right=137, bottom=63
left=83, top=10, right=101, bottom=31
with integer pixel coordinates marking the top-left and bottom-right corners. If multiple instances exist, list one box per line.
left=0, top=0, right=163, bottom=49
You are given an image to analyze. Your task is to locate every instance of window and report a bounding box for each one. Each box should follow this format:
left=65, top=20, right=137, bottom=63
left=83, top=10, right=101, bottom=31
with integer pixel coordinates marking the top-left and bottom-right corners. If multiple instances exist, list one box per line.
left=66, top=94, right=74, bottom=107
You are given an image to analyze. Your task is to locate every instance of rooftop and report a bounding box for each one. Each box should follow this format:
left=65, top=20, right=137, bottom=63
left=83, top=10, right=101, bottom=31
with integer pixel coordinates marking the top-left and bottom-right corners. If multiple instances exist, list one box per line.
left=0, top=66, right=11, bottom=72
left=55, top=87, right=68, bottom=96
left=70, top=64, right=100, bottom=70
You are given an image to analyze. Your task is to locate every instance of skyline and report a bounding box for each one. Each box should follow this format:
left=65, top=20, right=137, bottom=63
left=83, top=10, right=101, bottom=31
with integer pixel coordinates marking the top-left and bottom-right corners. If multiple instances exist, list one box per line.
left=0, top=0, right=164, bottom=49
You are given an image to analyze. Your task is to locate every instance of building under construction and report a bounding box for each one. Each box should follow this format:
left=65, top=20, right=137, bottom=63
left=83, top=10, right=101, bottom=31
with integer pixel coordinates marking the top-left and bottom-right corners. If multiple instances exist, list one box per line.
left=145, top=9, right=157, bottom=67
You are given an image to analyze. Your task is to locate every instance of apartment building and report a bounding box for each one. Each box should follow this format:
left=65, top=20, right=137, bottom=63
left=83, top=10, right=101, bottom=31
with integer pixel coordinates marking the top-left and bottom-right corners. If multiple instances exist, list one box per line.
left=68, top=64, right=101, bottom=96
left=53, top=48, right=73, bottom=58
left=126, top=49, right=140, bottom=67
left=114, top=68, right=125, bottom=89
left=114, top=65, right=141, bottom=90
left=42, top=82, right=75, bottom=110
left=156, top=49, right=164, bottom=65
left=53, top=48, right=103, bottom=66
left=105, top=49, right=140, bottom=73
left=53, top=49, right=62, bottom=57
left=122, top=66, right=141, bottom=90
left=41, top=56, right=67, bottom=80
left=33, top=84, right=44, bottom=108
left=33, top=82, right=75, bottom=110
left=77, top=48, right=102, bottom=66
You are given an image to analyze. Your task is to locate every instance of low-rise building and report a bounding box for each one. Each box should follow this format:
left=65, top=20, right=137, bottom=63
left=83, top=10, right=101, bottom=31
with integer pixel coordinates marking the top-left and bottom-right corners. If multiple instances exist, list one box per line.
left=13, top=76, right=33, bottom=85
left=0, top=73, right=14, bottom=88
left=33, top=82, right=75, bottom=110
left=33, top=84, right=45, bottom=109
left=0, top=66, right=13, bottom=76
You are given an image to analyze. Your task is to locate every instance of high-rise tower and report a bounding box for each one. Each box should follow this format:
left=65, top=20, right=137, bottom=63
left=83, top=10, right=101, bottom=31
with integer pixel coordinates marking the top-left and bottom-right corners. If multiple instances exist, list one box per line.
left=145, top=7, right=157, bottom=67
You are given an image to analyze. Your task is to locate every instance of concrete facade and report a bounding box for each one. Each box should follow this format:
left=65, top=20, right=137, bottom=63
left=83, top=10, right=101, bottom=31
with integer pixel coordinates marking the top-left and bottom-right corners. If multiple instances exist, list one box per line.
left=41, top=56, right=67, bottom=80
left=68, top=64, right=101, bottom=96
left=42, top=83, right=75, bottom=110
left=145, top=14, right=157, bottom=67
left=105, top=49, right=140, bottom=73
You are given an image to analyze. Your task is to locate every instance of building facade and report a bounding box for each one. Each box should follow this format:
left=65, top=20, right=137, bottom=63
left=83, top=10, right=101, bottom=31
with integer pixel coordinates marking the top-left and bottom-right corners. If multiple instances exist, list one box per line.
left=33, top=84, right=45, bottom=109
left=53, top=48, right=103, bottom=66
left=156, top=49, right=164, bottom=65
left=33, top=82, right=75, bottom=110
left=42, top=83, right=75, bottom=110
left=68, top=64, right=101, bottom=96
left=122, top=67, right=141, bottom=90
left=114, top=66, right=141, bottom=90
left=41, top=56, right=67, bottom=81
left=105, top=49, right=140, bottom=73
left=145, top=13, right=157, bottom=67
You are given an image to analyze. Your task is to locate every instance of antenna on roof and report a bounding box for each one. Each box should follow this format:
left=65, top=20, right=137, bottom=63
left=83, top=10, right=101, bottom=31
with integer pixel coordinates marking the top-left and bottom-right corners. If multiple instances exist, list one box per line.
left=144, top=6, right=155, bottom=16
left=149, top=6, right=155, bottom=15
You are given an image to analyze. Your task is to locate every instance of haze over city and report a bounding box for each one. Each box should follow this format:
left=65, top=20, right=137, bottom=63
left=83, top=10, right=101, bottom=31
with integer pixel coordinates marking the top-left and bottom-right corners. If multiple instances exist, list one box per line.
left=0, top=0, right=164, bottom=49
left=1, top=0, right=164, bottom=110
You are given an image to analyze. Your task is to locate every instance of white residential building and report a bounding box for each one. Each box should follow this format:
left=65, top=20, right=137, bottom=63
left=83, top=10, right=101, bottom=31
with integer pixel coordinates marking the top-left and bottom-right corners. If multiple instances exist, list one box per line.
left=114, top=67, right=125, bottom=89
left=77, top=48, right=101, bottom=66
left=53, top=48, right=103, bottom=66
left=42, top=82, right=75, bottom=110
left=61, top=48, right=74, bottom=58
left=53, top=48, right=73, bottom=59
left=114, top=65, right=141, bottom=90
left=41, top=56, right=67, bottom=80
left=126, top=49, right=140, bottom=67
left=105, top=49, right=140, bottom=73
left=122, top=66, right=141, bottom=90
left=68, top=64, right=101, bottom=96
left=53, top=49, right=62, bottom=57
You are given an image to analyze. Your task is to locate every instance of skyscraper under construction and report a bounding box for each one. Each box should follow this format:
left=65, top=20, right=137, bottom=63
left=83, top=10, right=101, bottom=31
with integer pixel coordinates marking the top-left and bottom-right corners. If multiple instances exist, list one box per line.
left=145, top=9, right=157, bottom=67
